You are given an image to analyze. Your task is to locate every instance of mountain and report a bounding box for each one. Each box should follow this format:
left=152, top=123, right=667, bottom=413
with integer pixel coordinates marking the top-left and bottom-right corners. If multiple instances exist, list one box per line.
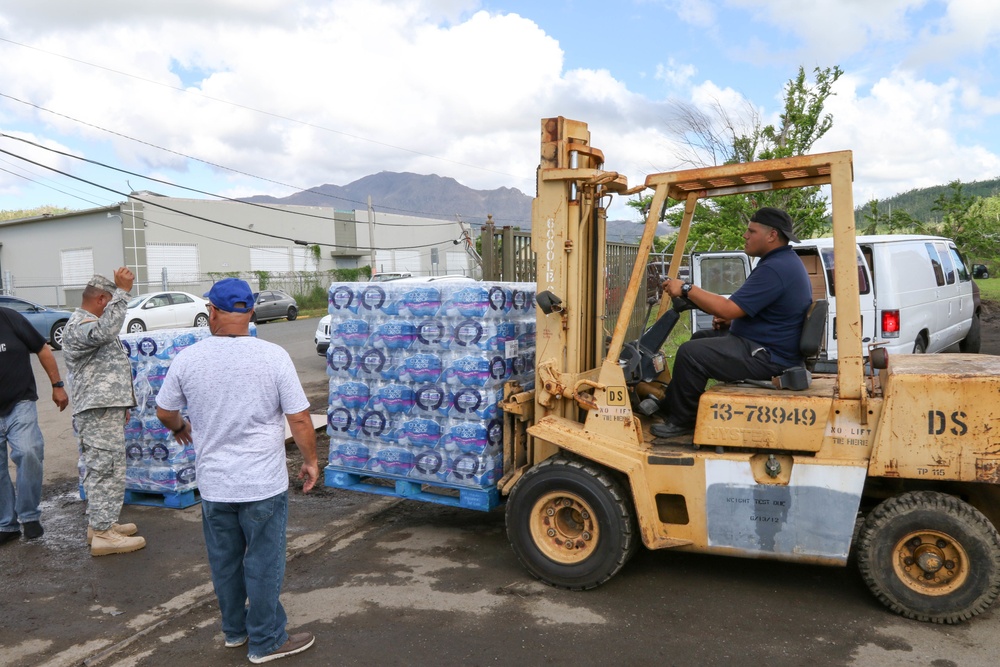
left=857, top=177, right=1000, bottom=220
left=242, top=171, right=667, bottom=241
left=242, top=171, right=533, bottom=228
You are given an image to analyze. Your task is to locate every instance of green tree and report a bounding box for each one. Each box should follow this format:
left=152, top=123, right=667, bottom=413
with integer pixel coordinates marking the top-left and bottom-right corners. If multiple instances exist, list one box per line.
left=860, top=198, right=923, bottom=235
left=956, top=194, right=1000, bottom=265
left=629, top=65, right=844, bottom=250
left=932, top=180, right=976, bottom=241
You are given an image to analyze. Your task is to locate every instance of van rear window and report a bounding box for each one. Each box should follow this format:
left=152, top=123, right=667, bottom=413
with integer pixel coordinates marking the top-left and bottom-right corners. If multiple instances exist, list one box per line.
left=820, top=248, right=871, bottom=296
left=925, top=243, right=946, bottom=286
left=936, top=242, right=956, bottom=284
left=949, top=247, right=970, bottom=282
left=700, top=257, right=748, bottom=295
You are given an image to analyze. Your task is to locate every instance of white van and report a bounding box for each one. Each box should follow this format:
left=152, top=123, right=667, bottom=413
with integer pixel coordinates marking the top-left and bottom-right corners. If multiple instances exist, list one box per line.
left=691, top=235, right=979, bottom=366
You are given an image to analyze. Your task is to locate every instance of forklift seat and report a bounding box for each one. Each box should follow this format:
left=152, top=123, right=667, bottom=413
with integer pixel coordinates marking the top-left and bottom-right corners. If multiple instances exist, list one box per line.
left=766, top=299, right=828, bottom=390
left=799, top=299, right=829, bottom=372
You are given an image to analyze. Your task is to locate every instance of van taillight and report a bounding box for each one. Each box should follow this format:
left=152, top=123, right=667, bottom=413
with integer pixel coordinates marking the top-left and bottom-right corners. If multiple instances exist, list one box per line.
left=881, top=310, right=900, bottom=338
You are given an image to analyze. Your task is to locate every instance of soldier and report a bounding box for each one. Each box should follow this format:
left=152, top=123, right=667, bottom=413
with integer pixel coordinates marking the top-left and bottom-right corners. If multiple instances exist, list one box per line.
left=63, top=268, right=145, bottom=556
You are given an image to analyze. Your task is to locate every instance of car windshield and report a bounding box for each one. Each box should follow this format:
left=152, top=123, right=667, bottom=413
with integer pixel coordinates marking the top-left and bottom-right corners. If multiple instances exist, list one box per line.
left=126, top=296, right=146, bottom=308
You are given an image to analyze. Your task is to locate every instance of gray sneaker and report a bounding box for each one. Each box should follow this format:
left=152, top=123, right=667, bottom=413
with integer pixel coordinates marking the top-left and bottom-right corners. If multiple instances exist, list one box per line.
left=248, top=632, right=315, bottom=664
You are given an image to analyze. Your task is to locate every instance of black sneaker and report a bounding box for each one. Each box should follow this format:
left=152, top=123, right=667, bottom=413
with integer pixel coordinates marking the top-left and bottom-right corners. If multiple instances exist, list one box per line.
left=249, top=632, right=315, bottom=664
left=23, top=521, right=44, bottom=540
left=0, top=530, right=20, bottom=545
left=651, top=422, right=694, bottom=439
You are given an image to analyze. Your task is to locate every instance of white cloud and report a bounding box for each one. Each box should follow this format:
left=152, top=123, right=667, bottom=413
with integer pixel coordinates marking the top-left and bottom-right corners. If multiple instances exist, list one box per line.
left=817, top=71, right=1000, bottom=202
left=655, top=59, right=698, bottom=88
left=1, top=0, right=1000, bottom=225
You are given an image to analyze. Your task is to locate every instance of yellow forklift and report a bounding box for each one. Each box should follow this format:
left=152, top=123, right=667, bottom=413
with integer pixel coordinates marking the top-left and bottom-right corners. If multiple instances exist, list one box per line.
left=499, top=117, right=1000, bottom=624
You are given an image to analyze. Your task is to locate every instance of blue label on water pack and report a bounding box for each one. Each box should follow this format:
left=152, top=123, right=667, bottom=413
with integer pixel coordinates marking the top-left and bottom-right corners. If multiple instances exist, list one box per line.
left=400, top=417, right=442, bottom=447
left=414, top=384, right=446, bottom=411
left=359, top=410, right=389, bottom=438
left=449, top=421, right=489, bottom=454
left=328, top=407, right=353, bottom=432
left=331, top=442, right=370, bottom=468
left=333, top=381, right=370, bottom=409
left=359, top=285, right=387, bottom=311
left=413, top=449, right=444, bottom=476
left=333, top=320, right=371, bottom=347
left=369, top=447, right=415, bottom=475
left=400, top=353, right=443, bottom=383
left=416, top=320, right=447, bottom=347
left=330, top=286, right=357, bottom=312
left=372, top=384, right=415, bottom=414
left=372, top=321, right=417, bottom=349
left=399, top=287, right=443, bottom=317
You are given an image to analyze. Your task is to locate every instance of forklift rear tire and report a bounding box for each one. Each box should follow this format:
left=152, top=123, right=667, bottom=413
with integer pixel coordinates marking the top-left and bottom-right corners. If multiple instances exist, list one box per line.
left=856, top=490, right=1000, bottom=623
left=506, top=456, right=638, bottom=590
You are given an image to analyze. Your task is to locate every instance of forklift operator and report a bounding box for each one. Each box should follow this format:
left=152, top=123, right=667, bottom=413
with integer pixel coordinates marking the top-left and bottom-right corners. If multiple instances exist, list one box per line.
left=652, top=207, right=812, bottom=439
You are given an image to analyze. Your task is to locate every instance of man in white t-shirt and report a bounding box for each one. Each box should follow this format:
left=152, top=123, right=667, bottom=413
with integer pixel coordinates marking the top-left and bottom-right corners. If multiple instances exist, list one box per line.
left=156, top=278, right=319, bottom=665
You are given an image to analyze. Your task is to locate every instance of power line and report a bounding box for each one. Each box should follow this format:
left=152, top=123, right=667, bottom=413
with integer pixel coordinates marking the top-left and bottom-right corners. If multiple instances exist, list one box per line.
left=0, top=145, right=462, bottom=251
left=0, top=132, right=462, bottom=228
left=0, top=93, right=526, bottom=224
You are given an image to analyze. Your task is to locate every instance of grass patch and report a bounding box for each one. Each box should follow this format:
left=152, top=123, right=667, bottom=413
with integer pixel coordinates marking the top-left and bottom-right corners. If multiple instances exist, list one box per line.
left=976, top=277, right=1000, bottom=305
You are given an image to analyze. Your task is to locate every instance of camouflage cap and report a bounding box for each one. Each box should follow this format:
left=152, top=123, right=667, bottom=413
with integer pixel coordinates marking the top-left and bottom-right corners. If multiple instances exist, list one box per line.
left=87, top=274, right=118, bottom=293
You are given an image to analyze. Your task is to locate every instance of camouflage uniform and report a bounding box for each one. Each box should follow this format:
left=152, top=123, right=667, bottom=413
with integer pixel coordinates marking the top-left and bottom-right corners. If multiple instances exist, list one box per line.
left=63, top=278, right=135, bottom=531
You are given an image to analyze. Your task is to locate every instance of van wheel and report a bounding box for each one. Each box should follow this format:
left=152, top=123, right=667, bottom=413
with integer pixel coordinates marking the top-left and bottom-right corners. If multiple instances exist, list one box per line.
left=506, top=456, right=638, bottom=590
left=856, top=491, right=1000, bottom=623
left=959, top=314, right=981, bottom=353
left=913, top=337, right=927, bottom=354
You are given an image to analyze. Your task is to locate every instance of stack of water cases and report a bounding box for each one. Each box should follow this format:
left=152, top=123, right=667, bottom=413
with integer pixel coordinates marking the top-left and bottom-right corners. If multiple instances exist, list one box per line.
left=325, top=281, right=536, bottom=494
left=78, top=326, right=255, bottom=497
left=115, top=329, right=208, bottom=494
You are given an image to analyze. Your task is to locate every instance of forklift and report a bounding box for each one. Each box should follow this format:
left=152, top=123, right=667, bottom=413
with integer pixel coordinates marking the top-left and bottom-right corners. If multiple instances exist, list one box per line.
left=499, top=117, right=1000, bottom=624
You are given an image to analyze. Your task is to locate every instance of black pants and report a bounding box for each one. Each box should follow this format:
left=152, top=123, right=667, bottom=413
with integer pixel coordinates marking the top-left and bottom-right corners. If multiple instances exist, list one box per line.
left=662, top=333, right=786, bottom=427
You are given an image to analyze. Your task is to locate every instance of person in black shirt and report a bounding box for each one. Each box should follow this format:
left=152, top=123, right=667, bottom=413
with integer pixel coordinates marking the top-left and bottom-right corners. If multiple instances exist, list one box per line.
left=0, top=307, right=69, bottom=543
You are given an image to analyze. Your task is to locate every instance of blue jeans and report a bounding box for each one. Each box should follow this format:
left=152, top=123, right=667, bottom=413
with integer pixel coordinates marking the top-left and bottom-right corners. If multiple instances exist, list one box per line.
left=201, top=491, right=289, bottom=658
left=0, top=400, right=45, bottom=531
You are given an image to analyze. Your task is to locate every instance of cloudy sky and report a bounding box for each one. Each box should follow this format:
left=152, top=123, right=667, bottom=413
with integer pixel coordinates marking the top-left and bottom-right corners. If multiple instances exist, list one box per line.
left=1, top=0, right=999, bottom=224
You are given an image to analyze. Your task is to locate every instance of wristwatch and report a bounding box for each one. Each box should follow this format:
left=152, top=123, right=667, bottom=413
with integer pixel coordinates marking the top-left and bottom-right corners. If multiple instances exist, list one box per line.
left=681, top=283, right=693, bottom=298
left=52, top=381, right=65, bottom=388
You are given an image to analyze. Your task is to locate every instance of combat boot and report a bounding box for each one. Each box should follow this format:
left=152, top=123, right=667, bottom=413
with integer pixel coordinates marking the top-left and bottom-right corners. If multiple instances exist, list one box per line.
left=91, top=529, right=146, bottom=556
left=87, top=523, right=138, bottom=544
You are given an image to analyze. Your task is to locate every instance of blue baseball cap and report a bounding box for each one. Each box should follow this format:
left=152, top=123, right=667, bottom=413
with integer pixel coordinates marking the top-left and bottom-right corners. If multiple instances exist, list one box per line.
left=204, top=278, right=255, bottom=313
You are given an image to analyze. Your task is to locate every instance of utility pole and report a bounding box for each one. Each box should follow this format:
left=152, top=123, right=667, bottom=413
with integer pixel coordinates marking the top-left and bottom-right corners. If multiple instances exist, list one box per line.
left=367, top=196, right=377, bottom=276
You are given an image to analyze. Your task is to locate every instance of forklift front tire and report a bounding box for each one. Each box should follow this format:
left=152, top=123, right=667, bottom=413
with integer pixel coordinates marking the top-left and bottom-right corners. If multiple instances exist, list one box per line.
left=856, top=490, right=1000, bottom=624
left=506, top=456, right=638, bottom=590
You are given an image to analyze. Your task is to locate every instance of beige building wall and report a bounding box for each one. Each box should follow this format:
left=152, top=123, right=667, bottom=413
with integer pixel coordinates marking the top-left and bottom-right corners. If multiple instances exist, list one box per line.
left=0, top=196, right=476, bottom=306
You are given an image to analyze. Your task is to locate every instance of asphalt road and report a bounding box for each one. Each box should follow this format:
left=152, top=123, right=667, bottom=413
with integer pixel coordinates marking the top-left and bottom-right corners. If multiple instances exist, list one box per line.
left=7, top=314, right=1000, bottom=666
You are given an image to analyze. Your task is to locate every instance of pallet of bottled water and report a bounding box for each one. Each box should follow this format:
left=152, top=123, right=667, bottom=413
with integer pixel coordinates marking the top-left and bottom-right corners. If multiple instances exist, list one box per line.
left=323, top=280, right=535, bottom=511
left=78, top=325, right=256, bottom=507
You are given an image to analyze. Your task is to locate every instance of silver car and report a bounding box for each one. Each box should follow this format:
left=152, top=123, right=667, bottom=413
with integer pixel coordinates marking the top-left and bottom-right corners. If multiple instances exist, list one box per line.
left=0, top=296, right=74, bottom=350
left=252, top=290, right=298, bottom=323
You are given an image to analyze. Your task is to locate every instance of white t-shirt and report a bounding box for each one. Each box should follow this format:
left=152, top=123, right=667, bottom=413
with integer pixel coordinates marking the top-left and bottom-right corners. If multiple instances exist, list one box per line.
left=156, top=336, right=310, bottom=503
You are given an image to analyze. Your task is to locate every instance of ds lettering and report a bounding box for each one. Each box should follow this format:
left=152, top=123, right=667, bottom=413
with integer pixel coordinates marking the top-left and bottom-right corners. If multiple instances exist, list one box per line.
left=927, top=410, right=968, bottom=436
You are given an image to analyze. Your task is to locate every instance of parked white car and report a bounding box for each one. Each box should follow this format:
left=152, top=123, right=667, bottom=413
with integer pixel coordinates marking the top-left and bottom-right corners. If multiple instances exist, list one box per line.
left=315, top=314, right=331, bottom=356
left=120, top=291, right=210, bottom=334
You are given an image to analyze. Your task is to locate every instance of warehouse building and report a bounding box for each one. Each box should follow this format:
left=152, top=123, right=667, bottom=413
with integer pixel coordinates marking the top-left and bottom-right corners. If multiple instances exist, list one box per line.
left=0, top=193, right=477, bottom=306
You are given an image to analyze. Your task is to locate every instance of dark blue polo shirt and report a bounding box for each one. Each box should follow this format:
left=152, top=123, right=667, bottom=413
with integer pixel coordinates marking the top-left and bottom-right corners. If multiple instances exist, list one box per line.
left=729, top=245, right=812, bottom=367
